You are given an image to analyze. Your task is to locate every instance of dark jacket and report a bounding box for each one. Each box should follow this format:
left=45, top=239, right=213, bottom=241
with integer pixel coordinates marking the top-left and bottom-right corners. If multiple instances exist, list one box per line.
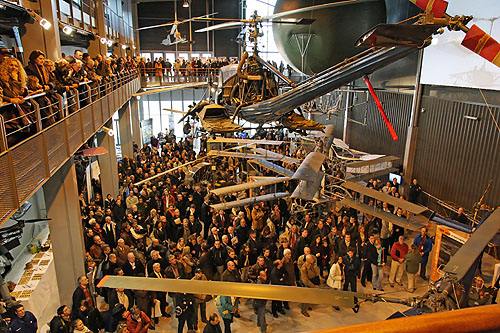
left=7, top=311, right=37, bottom=333
left=122, top=259, right=145, bottom=276
left=49, top=315, right=71, bottom=333
left=343, top=254, right=361, bottom=279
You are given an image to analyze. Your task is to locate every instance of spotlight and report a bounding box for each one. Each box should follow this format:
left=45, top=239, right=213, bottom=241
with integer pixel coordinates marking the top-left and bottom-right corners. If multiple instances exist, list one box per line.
left=39, top=18, right=52, bottom=30
left=100, top=37, right=107, bottom=44
left=183, top=0, right=189, bottom=7
left=107, top=39, right=113, bottom=47
left=122, top=44, right=127, bottom=49
left=101, top=126, right=114, bottom=136
left=132, top=45, right=136, bottom=50
left=62, top=25, right=73, bottom=35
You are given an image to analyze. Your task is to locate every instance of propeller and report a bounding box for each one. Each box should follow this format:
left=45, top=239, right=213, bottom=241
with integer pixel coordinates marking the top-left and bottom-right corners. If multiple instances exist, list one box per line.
left=408, top=0, right=500, bottom=69
left=195, top=0, right=379, bottom=33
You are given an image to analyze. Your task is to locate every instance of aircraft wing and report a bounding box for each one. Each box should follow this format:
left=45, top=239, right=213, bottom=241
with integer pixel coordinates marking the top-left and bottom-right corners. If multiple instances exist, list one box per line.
left=343, top=180, right=427, bottom=215
left=249, top=159, right=295, bottom=177
left=292, top=152, right=326, bottom=182
left=134, top=82, right=208, bottom=97
left=251, top=148, right=300, bottom=164
left=208, top=137, right=283, bottom=146
left=210, top=177, right=290, bottom=196
left=98, top=276, right=356, bottom=307
left=443, top=209, right=500, bottom=280
left=210, top=192, right=289, bottom=210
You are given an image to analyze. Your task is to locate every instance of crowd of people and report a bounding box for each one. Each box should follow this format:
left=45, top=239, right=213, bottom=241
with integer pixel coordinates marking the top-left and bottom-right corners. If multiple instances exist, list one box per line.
left=138, top=57, right=235, bottom=82
left=3, top=123, right=498, bottom=332
left=0, top=48, right=138, bottom=147
left=40, top=127, right=442, bottom=333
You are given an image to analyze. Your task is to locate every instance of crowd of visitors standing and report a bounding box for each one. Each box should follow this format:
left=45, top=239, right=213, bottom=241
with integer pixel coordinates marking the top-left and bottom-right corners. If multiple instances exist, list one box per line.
left=22, top=127, right=434, bottom=333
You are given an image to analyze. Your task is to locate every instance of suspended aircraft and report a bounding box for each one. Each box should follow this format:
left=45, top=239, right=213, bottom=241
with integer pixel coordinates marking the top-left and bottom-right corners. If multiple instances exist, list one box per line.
left=136, top=12, right=217, bottom=47
left=136, top=0, right=500, bottom=139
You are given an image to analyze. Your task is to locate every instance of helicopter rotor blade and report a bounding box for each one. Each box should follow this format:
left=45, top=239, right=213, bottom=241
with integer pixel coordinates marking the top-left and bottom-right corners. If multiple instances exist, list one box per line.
left=263, top=0, right=380, bottom=21
left=137, top=12, right=219, bottom=31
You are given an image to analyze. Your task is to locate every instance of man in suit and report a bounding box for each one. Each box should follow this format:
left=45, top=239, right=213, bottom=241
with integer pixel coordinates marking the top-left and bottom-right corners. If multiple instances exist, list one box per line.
left=102, top=216, right=118, bottom=248
left=148, top=263, right=171, bottom=318
left=122, top=252, right=145, bottom=276
left=207, top=227, right=220, bottom=248
left=113, top=238, right=130, bottom=267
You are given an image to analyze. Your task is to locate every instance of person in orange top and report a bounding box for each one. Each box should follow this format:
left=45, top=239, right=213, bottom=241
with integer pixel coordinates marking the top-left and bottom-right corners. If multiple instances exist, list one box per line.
left=126, top=306, right=151, bottom=333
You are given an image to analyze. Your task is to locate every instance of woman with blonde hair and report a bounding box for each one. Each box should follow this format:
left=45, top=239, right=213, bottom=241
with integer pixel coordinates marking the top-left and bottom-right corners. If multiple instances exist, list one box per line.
left=0, top=56, right=36, bottom=146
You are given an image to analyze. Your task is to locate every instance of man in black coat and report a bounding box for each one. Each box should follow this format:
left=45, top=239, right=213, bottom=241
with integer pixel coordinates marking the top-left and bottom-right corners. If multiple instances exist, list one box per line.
left=148, top=262, right=171, bottom=318
left=343, top=247, right=361, bottom=292
left=72, top=275, right=93, bottom=314
left=122, top=252, right=145, bottom=276
left=269, top=260, right=287, bottom=317
left=49, top=305, right=72, bottom=333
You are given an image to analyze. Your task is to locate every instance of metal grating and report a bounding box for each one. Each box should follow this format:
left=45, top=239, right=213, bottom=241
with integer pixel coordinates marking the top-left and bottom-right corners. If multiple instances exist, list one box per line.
left=93, top=100, right=103, bottom=129
left=349, top=90, right=412, bottom=158
left=45, top=123, right=68, bottom=174
left=414, top=96, right=500, bottom=210
left=11, top=135, right=46, bottom=204
left=102, top=97, right=109, bottom=120
left=67, top=113, right=83, bottom=153
left=82, top=105, right=94, bottom=140
left=0, top=153, right=17, bottom=221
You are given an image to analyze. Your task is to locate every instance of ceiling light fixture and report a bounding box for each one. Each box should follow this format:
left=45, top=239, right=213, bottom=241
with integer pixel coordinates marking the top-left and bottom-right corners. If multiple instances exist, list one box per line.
left=62, top=25, right=73, bottom=35
left=183, top=0, right=189, bottom=8
left=100, top=37, right=107, bottom=44
left=39, top=18, right=52, bottom=30
left=107, top=39, right=113, bottom=47
left=122, top=44, right=127, bottom=49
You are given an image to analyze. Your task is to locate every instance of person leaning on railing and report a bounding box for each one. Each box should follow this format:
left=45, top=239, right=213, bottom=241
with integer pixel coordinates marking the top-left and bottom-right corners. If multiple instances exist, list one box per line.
left=54, top=58, right=79, bottom=113
left=66, top=55, right=91, bottom=108
left=0, top=56, right=37, bottom=146
left=25, top=50, right=61, bottom=127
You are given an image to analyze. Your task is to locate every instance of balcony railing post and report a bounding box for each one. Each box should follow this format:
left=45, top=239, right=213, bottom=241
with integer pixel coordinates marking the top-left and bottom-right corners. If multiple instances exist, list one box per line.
left=56, top=93, right=65, bottom=119
left=0, top=115, right=8, bottom=152
left=30, top=99, right=42, bottom=132
left=73, top=88, right=80, bottom=110
left=86, top=83, right=92, bottom=103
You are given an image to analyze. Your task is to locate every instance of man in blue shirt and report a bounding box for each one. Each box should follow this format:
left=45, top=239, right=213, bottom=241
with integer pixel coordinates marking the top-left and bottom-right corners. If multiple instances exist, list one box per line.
left=413, top=227, right=433, bottom=280
left=8, top=304, right=37, bottom=333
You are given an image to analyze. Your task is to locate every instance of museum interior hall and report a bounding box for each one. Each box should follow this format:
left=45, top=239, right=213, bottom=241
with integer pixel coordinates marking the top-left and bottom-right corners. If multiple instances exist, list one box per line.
left=0, top=0, right=499, bottom=332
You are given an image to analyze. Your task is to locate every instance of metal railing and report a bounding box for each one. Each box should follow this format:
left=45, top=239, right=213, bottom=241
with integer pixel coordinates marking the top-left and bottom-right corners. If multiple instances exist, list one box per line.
left=139, top=68, right=219, bottom=88
left=0, top=71, right=140, bottom=227
left=0, top=72, right=138, bottom=151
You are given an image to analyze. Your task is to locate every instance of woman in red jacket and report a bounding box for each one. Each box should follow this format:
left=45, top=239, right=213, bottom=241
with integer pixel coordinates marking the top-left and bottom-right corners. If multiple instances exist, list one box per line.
left=126, top=306, right=151, bottom=333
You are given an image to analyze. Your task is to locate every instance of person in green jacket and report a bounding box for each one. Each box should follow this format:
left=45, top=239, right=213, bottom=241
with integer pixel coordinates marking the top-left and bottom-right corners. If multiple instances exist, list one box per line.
left=215, top=295, right=235, bottom=333
left=405, top=244, right=421, bottom=292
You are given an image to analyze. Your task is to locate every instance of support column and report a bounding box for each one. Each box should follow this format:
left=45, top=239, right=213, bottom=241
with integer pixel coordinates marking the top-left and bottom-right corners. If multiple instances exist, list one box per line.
left=132, top=2, right=140, bottom=53
left=343, top=84, right=352, bottom=145
left=97, top=120, right=119, bottom=198
left=130, top=97, right=142, bottom=147
left=21, top=0, right=62, bottom=61
left=118, top=104, right=134, bottom=158
left=43, top=159, right=85, bottom=306
left=403, top=50, right=424, bottom=190
left=88, top=0, right=107, bottom=56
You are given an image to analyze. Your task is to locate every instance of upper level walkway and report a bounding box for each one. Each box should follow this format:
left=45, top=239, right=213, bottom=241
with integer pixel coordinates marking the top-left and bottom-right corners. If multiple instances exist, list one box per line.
left=0, top=72, right=140, bottom=226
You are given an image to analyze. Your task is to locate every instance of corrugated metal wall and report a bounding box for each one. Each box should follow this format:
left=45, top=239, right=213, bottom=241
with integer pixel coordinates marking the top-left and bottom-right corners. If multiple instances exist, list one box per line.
left=349, top=90, right=413, bottom=158
left=413, top=96, right=500, bottom=210
left=320, top=88, right=500, bottom=210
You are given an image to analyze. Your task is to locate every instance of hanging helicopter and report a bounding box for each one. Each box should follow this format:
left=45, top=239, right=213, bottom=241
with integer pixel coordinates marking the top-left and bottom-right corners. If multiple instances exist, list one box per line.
left=136, top=12, right=217, bottom=47
left=135, top=0, right=500, bottom=139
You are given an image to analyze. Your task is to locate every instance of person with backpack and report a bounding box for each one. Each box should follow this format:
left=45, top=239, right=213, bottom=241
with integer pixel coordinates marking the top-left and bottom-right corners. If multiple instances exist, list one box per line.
left=214, top=295, right=235, bottom=333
